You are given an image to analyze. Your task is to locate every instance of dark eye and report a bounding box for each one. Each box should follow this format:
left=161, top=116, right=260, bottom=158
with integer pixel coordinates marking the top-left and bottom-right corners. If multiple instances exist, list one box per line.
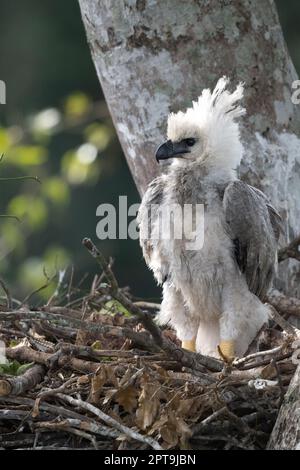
left=185, top=138, right=196, bottom=147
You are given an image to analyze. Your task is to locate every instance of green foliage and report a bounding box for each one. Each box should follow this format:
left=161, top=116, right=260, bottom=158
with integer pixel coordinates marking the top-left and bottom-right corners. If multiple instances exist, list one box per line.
left=101, top=299, right=132, bottom=317
left=0, top=128, right=10, bottom=151
left=0, top=89, right=114, bottom=301
left=84, top=123, right=112, bottom=151
left=1, top=220, right=26, bottom=256
left=64, top=92, right=92, bottom=119
left=61, top=147, right=100, bottom=185
left=7, top=145, right=48, bottom=167
left=0, top=2, right=149, bottom=302
left=42, top=177, right=70, bottom=206
left=8, top=195, right=48, bottom=229
left=0, top=360, right=34, bottom=376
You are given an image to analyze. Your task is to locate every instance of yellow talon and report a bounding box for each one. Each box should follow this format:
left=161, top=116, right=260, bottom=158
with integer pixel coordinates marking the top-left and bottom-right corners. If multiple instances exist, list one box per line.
left=218, top=340, right=235, bottom=361
left=182, top=338, right=196, bottom=352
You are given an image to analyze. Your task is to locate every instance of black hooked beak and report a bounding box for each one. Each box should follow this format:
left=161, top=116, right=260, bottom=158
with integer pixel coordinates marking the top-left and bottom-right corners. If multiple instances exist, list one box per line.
left=155, top=139, right=191, bottom=163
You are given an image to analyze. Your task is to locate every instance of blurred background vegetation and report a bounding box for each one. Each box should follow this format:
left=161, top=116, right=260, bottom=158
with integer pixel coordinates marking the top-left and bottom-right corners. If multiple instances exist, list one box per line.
left=0, top=0, right=298, bottom=303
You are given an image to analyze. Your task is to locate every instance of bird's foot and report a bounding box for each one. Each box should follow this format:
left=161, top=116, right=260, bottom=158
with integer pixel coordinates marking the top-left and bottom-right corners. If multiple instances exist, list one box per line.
left=182, top=338, right=196, bottom=352
left=218, top=340, right=235, bottom=363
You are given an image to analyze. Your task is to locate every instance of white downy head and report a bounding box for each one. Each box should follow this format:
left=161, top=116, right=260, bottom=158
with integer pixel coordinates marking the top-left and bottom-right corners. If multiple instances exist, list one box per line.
left=166, top=77, right=245, bottom=171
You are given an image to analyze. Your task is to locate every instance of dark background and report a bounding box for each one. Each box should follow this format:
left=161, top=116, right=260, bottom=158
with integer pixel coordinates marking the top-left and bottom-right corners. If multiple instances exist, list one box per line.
left=0, top=1, right=297, bottom=303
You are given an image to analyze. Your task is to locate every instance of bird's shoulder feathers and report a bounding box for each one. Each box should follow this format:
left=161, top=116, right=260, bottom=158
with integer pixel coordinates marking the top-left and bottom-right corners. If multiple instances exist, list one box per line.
left=223, top=180, right=281, bottom=299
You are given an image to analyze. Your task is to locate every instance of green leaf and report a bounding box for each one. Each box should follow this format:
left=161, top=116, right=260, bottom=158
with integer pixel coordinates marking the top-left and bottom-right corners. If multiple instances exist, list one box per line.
left=42, top=177, right=70, bottom=205
left=1, top=220, right=26, bottom=254
left=102, top=300, right=131, bottom=317
left=8, top=195, right=48, bottom=229
left=64, top=92, right=91, bottom=118
left=17, top=362, right=35, bottom=375
left=0, top=360, right=21, bottom=375
left=7, top=145, right=48, bottom=166
left=0, top=128, right=11, bottom=153
left=44, top=245, right=70, bottom=271
left=61, top=149, right=100, bottom=185
left=0, top=361, right=35, bottom=376
left=18, top=257, right=52, bottom=292
left=84, top=123, right=112, bottom=151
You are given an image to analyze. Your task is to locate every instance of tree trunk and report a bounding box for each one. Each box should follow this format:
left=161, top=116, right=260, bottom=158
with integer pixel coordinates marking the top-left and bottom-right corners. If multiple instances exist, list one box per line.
left=78, top=0, right=300, bottom=294
left=267, top=364, right=300, bottom=450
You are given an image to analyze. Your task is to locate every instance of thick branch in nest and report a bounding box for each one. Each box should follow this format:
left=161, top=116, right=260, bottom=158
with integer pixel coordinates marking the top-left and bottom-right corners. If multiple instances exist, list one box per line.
left=267, top=304, right=299, bottom=337
left=0, top=364, right=45, bottom=397
left=267, top=289, right=300, bottom=318
left=5, top=345, right=105, bottom=376
left=0, top=310, right=156, bottom=351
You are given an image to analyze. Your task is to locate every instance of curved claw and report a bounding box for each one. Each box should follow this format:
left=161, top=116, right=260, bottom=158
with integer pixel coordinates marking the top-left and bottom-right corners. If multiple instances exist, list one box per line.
left=182, top=338, right=196, bottom=352
left=218, top=340, right=235, bottom=362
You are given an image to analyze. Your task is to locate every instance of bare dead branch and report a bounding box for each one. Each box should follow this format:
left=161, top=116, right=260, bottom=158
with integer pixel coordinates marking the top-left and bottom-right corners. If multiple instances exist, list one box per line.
left=56, top=393, right=163, bottom=450
left=267, top=288, right=300, bottom=318
left=0, top=309, right=157, bottom=351
left=267, top=304, right=299, bottom=337
left=5, top=345, right=108, bottom=375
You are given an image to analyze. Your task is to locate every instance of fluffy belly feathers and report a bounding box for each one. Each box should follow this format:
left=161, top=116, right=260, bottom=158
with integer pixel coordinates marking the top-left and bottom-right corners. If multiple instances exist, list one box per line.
left=162, top=212, right=233, bottom=320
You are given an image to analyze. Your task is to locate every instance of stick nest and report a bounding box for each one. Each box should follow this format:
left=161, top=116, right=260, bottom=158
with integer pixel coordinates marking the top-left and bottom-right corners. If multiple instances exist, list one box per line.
left=0, top=238, right=299, bottom=450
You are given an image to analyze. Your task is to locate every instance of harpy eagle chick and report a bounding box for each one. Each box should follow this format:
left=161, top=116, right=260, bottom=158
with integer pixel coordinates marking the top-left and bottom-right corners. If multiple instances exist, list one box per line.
left=137, top=77, right=281, bottom=360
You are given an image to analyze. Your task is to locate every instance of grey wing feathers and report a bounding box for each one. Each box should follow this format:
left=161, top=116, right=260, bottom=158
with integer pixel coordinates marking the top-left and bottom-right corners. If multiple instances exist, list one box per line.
left=137, top=176, right=168, bottom=285
left=223, top=180, right=281, bottom=300
left=247, top=185, right=283, bottom=241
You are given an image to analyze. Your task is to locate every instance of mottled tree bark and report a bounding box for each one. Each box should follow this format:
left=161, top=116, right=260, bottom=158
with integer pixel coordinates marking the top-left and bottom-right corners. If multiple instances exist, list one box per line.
left=78, top=0, right=300, bottom=295
left=267, top=364, right=300, bottom=450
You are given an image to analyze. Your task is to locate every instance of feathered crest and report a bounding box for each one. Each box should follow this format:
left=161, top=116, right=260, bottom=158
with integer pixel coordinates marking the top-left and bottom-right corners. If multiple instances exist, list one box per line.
left=167, top=76, right=246, bottom=169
